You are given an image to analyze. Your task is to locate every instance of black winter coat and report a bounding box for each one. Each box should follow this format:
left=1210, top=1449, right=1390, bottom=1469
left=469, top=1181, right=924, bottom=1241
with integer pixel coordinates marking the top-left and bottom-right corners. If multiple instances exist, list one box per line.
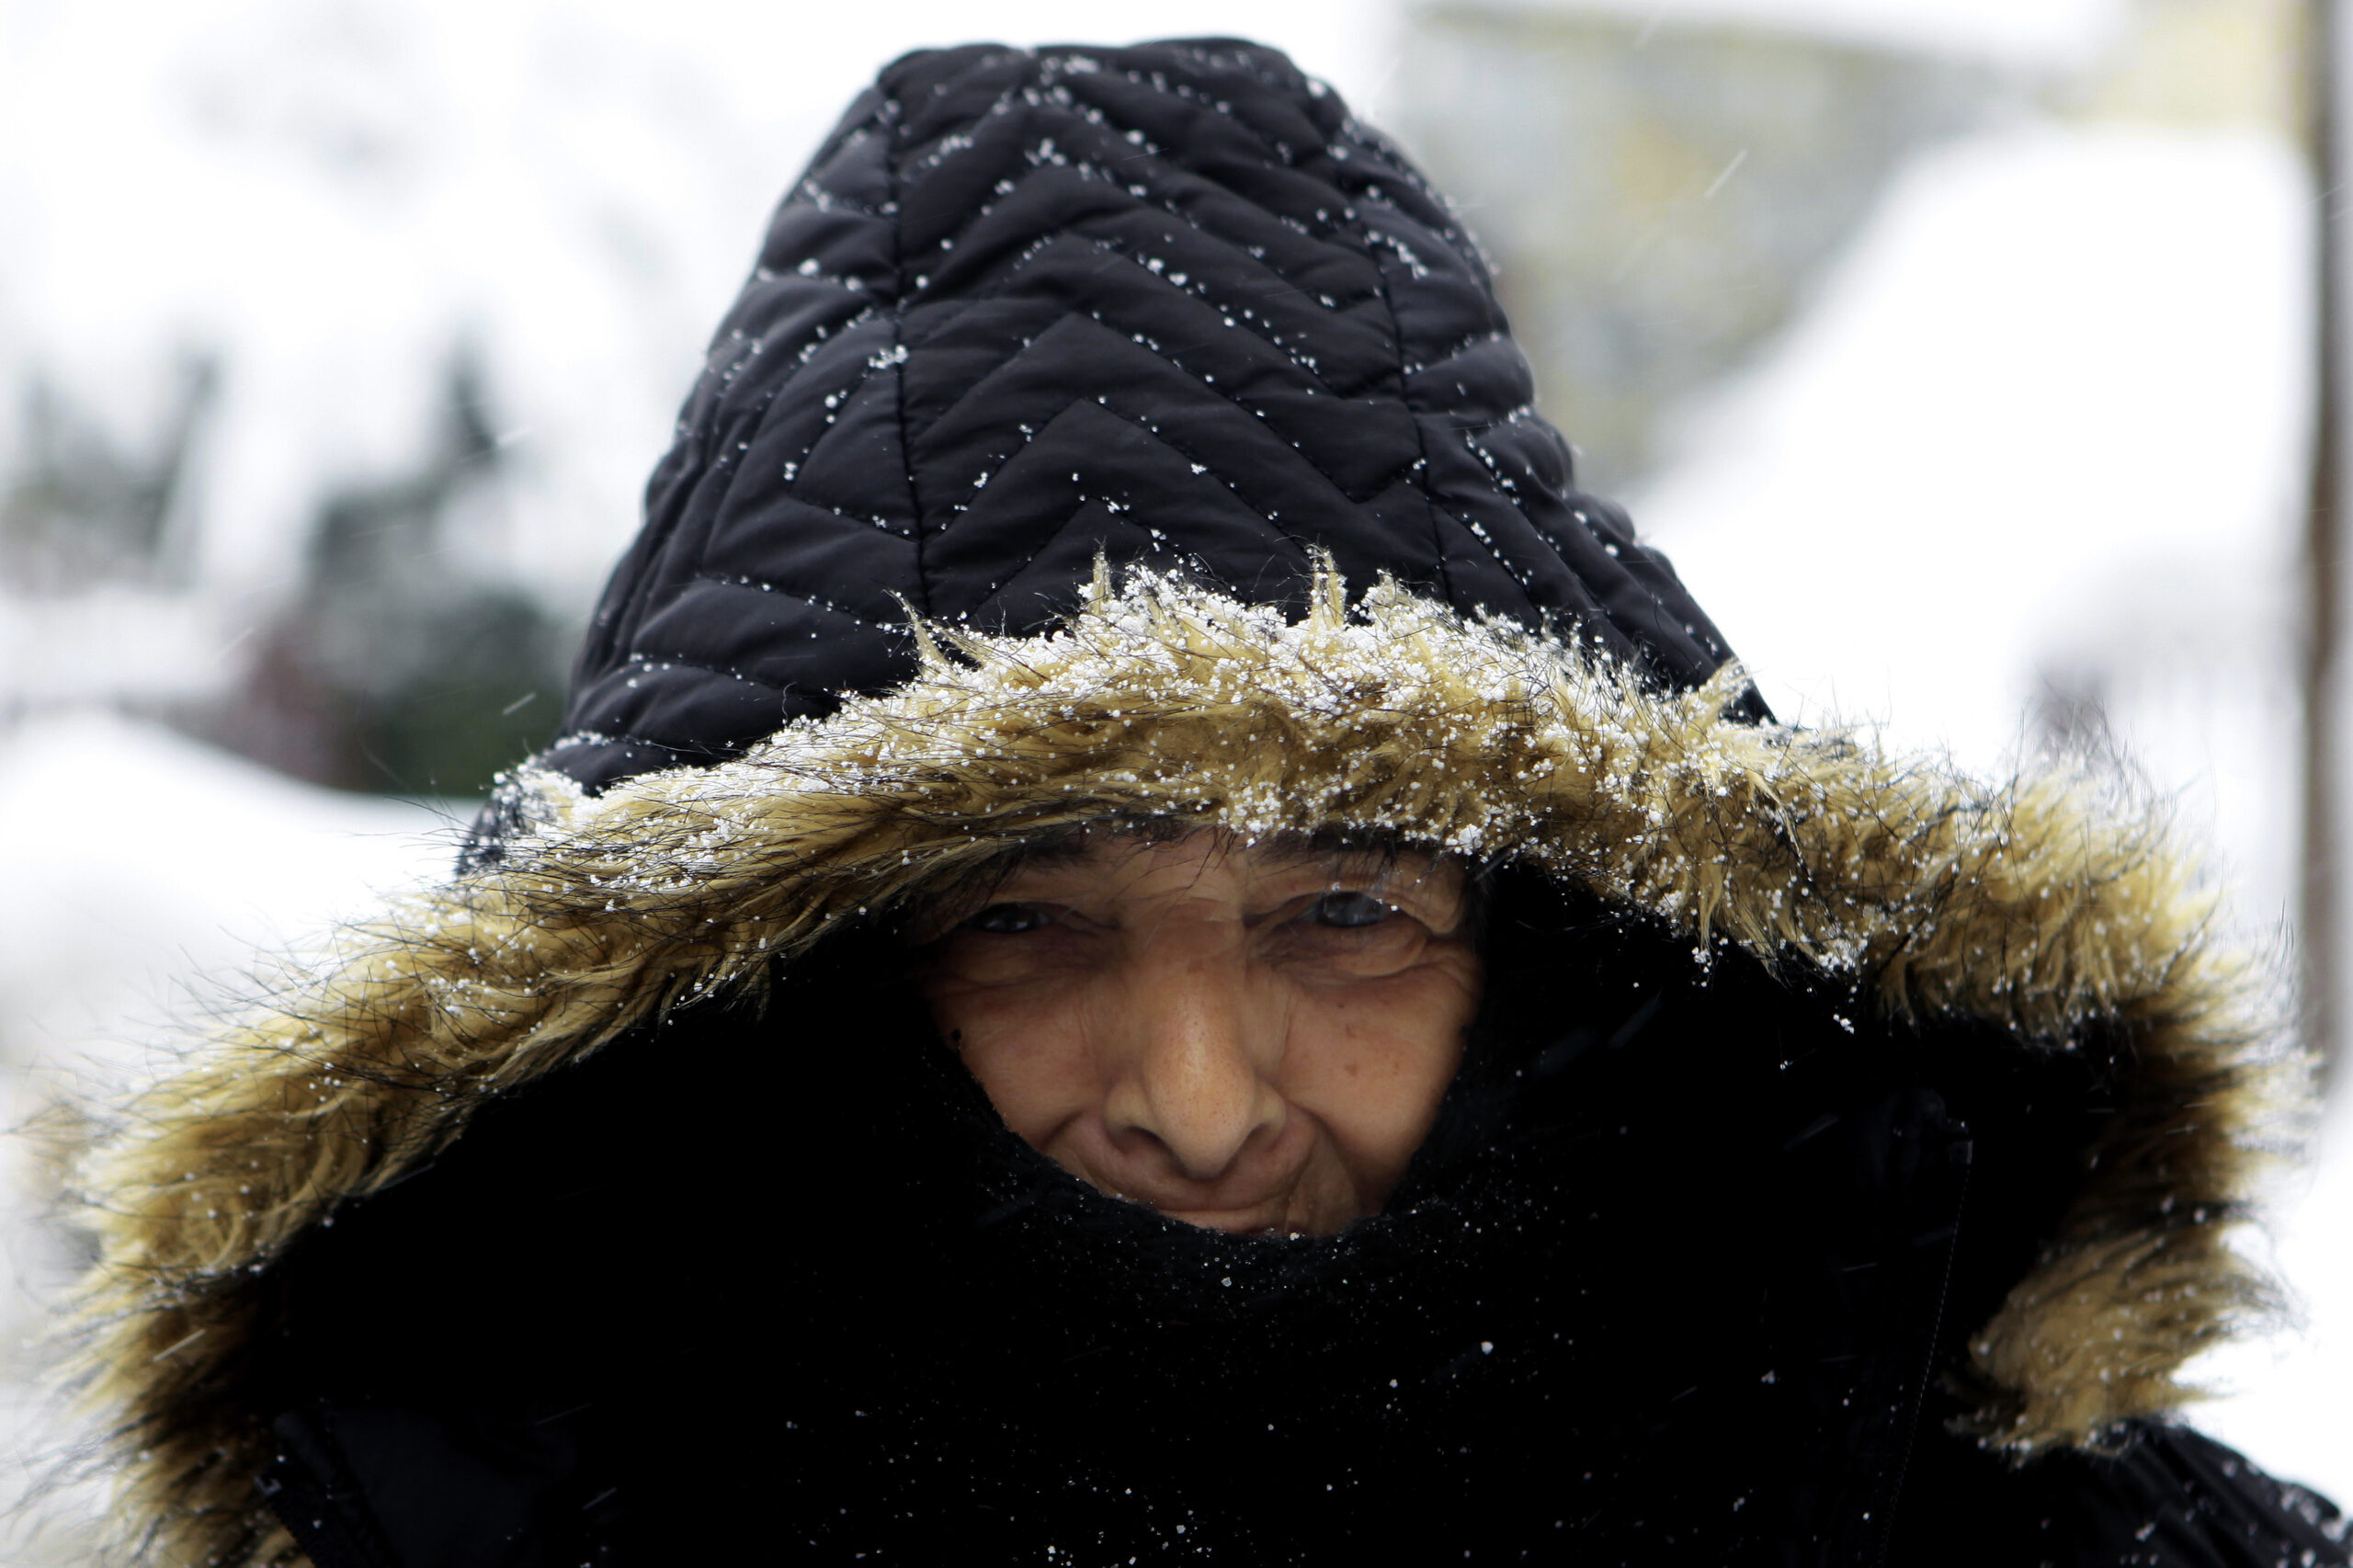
left=80, top=40, right=2346, bottom=1568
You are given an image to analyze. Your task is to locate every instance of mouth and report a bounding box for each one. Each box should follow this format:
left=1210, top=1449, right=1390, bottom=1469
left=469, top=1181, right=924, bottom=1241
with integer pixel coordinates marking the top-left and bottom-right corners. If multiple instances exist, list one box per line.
left=1108, top=1165, right=1318, bottom=1234
left=1050, top=1120, right=1336, bottom=1234
left=1156, top=1201, right=1296, bottom=1235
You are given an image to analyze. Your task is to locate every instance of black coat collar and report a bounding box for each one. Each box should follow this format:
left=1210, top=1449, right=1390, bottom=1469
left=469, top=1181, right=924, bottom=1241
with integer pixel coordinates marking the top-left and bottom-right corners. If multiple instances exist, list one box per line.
left=264, top=893, right=1977, bottom=1564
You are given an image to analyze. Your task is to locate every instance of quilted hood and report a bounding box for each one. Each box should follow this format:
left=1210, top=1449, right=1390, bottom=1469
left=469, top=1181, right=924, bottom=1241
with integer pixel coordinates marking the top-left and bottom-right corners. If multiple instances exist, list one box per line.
left=541, top=37, right=1753, bottom=795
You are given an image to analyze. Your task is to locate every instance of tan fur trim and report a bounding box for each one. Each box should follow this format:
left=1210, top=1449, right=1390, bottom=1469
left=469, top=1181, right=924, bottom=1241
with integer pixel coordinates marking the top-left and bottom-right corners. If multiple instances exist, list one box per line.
left=76, top=567, right=2279, bottom=1563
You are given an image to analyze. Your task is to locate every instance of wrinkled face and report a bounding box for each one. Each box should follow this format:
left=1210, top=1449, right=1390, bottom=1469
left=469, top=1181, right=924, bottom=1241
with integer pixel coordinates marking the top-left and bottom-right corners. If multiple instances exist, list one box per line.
left=915, top=828, right=1483, bottom=1236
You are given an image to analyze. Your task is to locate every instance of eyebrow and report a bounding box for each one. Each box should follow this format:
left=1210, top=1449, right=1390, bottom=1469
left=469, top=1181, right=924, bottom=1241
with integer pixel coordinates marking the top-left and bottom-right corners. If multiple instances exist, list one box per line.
left=995, top=835, right=1097, bottom=870
left=977, top=823, right=1450, bottom=891
left=1243, top=835, right=1423, bottom=876
left=1035, top=832, right=1429, bottom=885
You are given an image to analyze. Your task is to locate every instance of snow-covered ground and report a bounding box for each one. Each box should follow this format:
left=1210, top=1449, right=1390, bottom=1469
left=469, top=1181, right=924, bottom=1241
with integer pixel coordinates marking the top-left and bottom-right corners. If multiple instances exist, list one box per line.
left=0, top=712, right=463, bottom=1093
left=0, top=715, right=460, bottom=1557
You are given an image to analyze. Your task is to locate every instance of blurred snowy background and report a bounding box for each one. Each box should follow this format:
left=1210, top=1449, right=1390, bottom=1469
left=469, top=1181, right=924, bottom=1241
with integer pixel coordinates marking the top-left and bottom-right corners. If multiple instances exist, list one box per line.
left=0, top=0, right=2339, bottom=1552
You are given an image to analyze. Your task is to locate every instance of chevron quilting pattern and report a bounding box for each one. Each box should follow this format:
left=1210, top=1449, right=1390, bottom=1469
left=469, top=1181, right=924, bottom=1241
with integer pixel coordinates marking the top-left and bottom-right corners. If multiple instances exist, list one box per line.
left=545, top=39, right=1750, bottom=792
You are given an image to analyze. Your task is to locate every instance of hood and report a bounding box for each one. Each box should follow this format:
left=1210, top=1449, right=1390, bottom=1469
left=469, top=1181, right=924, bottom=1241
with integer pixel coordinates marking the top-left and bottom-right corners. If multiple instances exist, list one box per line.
left=80, top=569, right=2280, bottom=1565
left=71, top=37, right=2290, bottom=1566
left=539, top=38, right=1752, bottom=796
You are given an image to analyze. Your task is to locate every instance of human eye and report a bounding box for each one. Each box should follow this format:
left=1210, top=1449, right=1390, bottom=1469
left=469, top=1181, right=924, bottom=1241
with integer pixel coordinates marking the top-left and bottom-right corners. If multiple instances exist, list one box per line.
left=1266, top=888, right=1430, bottom=980
left=1305, top=891, right=1399, bottom=929
left=966, top=903, right=1055, bottom=935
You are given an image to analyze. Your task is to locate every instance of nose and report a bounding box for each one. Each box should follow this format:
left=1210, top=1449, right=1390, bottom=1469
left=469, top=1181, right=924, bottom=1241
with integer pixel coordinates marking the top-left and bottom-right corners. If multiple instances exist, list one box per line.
left=1101, top=945, right=1287, bottom=1183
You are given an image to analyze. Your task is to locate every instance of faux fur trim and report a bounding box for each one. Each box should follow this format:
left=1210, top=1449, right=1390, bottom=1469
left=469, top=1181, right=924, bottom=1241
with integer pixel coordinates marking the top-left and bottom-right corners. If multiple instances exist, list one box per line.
left=76, top=567, right=2280, bottom=1564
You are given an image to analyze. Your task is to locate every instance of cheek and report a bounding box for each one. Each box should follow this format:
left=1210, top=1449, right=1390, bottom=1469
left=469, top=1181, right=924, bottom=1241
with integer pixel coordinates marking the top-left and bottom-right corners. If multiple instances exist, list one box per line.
left=1283, top=963, right=1478, bottom=1165
left=923, top=974, right=1101, bottom=1142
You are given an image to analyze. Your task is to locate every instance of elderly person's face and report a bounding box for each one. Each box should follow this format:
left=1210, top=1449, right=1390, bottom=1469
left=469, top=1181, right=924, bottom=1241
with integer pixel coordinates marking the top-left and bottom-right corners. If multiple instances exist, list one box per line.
left=916, top=829, right=1482, bottom=1236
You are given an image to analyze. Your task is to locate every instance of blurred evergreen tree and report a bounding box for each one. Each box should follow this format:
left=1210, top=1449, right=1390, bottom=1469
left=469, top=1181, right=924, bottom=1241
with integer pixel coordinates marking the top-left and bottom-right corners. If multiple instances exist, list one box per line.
left=0, top=354, right=215, bottom=595
left=212, top=349, right=571, bottom=796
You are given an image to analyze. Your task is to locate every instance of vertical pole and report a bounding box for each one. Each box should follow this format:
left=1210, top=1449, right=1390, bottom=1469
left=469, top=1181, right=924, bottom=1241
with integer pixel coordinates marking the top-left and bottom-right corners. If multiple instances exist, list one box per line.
left=2305, top=0, right=2344, bottom=1085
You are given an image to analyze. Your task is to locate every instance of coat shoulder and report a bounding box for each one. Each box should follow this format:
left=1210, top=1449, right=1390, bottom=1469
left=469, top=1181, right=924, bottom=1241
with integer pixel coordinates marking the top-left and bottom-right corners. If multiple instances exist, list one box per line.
left=1893, top=1416, right=2350, bottom=1567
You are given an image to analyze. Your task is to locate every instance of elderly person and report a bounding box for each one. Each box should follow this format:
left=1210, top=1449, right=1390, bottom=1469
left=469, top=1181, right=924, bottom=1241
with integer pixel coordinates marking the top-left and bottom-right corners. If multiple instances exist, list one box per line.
left=84, top=40, right=2346, bottom=1566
